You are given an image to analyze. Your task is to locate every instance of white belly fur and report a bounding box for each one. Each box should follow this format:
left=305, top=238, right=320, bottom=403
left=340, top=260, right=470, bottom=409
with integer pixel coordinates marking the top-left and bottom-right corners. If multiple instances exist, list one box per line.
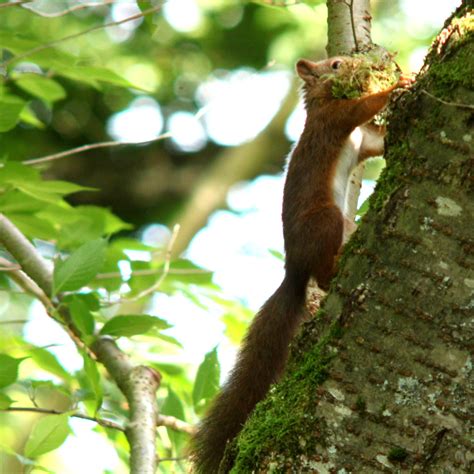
left=332, top=127, right=363, bottom=215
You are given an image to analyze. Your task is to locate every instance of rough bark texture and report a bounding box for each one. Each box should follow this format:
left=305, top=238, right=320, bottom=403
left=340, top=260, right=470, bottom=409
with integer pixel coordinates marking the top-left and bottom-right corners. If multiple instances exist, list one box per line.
left=228, top=4, right=473, bottom=473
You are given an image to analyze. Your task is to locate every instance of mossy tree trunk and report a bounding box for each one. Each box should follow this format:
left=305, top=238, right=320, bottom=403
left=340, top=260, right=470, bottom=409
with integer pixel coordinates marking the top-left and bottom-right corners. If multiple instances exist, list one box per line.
left=228, top=3, right=473, bottom=473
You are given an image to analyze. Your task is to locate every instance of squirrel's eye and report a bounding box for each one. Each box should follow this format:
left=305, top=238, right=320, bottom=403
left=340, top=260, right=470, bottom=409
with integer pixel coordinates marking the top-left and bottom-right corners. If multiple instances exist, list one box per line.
left=331, top=60, right=342, bottom=70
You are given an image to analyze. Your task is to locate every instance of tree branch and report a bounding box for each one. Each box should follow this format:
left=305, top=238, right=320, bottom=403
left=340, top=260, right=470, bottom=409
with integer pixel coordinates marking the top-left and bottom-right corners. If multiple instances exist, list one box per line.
left=0, top=214, right=161, bottom=474
left=0, top=0, right=33, bottom=9
left=157, top=414, right=196, bottom=436
left=92, top=338, right=161, bottom=473
left=24, top=132, right=172, bottom=166
left=0, top=214, right=53, bottom=296
left=22, top=0, right=115, bottom=18
left=326, top=0, right=374, bottom=223
left=2, top=406, right=125, bottom=432
left=1, top=4, right=162, bottom=70
left=0, top=256, right=52, bottom=309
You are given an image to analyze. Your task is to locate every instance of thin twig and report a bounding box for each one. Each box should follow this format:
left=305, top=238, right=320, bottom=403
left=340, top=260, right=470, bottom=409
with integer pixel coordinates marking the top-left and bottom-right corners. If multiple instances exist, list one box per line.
left=122, top=224, right=181, bottom=302
left=157, top=456, right=187, bottom=463
left=2, top=406, right=125, bottom=432
left=157, top=414, right=196, bottom=436
left=421, top=89, right=474, bottom=110
left=25, top=132, right=172, bottom=166
left=22, top=0, right=115, bottom=18
left=0, top=0, right=33, bottom=9
left=0, top=256, right=51, bottom=308
left=0, top=319, right=29, bottom=325
left=95, top=267, right=211, bottom=280
left=1, top=4, right=163, bottom=70
left=0, top=214, right=160, bottom=474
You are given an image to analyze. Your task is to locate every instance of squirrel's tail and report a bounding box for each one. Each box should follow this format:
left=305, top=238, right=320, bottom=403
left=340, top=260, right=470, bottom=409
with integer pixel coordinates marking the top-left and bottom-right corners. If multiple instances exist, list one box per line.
left=190, top=271, right=308, bottom=473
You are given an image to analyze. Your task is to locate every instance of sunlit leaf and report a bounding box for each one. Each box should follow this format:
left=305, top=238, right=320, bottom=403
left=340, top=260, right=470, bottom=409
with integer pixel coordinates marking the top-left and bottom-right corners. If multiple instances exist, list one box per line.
left=30, top=348, right=72, bottom=382
left=24, top=414, right=70, bottom=458
left=0, top=354, right=27, bottom=389
left=67, top=295, right=95, bottom=336
left=82, top=354, right=103, bottom=413
left=0, top=96, right=26, bottom=132
left=192, top=348, right=220, bottom=412
left=161, top=387, right=188, bottom=450
left=0, top=392, right=14, bottom=409
left=53, top=239, right=107, bottom=295
left=15, top=74, right=66, bottom=104
left=100, top=315, right=171, bottom=338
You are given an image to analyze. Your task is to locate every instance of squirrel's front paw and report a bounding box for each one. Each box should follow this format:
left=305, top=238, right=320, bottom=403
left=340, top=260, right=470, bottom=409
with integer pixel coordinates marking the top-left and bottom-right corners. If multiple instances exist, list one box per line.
left=397, top=73, right=416, bottom=88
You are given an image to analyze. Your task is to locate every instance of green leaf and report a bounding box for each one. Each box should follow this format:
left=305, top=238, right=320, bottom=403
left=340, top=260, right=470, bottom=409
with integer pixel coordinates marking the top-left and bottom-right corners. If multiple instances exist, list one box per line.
left=0, top=392, right=14, bottom=409
left=30, top=348, right=72, bottom=382
left=15, top=74, right=66, bottom=104
left=14, top=181, right=95, bottom=204
left=67, top=295, right=95, bottom=336
left=56, top=66, right=137, bottom=90
left=0, top=190, right=44, bottom=214
left=53, top=239, right=107, bottom=295
left=20, top=105, right=45, bottom=128
left=0, top=354, right=27, bottom=389
left=0, top=96, right=26, bottom=132
left=82, top=354, right=103, bottom=413
left=24, top=414, right=70, bottom=458
left=154, top=332, right=183, bottom=348
left=192, top=348, right=220, bottom=412
left=100, top=315, right=171, bottom=338
left=356, top=198, right=370, bottom=217
left=161, top=387, right=187, bottom=450
left=268, top=249, right=284, bottom=261
left=8, top=214, right=58, bottom=241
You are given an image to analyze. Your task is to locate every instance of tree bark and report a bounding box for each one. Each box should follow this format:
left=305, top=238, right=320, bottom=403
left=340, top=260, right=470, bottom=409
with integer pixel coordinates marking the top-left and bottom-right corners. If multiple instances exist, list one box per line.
left=228, top=3, right=473, bottom=472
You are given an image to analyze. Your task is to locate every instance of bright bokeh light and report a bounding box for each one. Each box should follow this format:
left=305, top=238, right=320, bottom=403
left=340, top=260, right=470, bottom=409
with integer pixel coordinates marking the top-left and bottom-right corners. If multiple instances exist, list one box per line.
left=106, top=1, right=143, bottom=42
left=197, top=69, right=291, bottom=146
left=168, top=111, right=207, bottom=152
left=285, top=101, right=306, bottom=142
left=401, top=0, right=461, bottom=35
left=107, top=97, right=164, bottom=143
left=163, top=0, right=203, bottom=32
left=42, top=419, right=126, bottom=474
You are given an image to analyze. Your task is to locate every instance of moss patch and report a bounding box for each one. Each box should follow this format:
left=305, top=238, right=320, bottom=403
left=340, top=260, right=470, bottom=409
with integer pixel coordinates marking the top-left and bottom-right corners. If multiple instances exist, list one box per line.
left=388, top=446, right=409, bottom=462
left=325, top=53, right=400, bottom=99
left=230, top=321, right=343, bottom=472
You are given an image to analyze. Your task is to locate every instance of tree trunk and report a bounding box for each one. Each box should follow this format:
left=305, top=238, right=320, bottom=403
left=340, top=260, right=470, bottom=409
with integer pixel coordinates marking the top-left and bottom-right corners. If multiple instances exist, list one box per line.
left=228, top=3, right=473, bottom=472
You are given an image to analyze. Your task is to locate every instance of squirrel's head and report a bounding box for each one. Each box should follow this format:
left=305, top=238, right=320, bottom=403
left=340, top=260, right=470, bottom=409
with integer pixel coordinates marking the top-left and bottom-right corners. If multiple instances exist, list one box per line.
left=296, top=57, right=347, bottom=104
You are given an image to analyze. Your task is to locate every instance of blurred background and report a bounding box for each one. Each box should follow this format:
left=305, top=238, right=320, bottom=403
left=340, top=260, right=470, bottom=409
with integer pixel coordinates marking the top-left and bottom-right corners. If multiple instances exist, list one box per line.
left=0, top=0, right=461, bottom=472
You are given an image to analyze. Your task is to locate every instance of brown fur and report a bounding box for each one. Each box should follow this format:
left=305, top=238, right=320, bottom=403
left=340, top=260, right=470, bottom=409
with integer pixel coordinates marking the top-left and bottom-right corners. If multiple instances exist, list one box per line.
left=190, top=56, right=406, bottom=473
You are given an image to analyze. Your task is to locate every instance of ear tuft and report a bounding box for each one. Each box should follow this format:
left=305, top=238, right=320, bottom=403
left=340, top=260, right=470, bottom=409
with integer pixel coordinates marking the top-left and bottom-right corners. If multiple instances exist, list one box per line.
left=296, top=59, right=318, bottom=82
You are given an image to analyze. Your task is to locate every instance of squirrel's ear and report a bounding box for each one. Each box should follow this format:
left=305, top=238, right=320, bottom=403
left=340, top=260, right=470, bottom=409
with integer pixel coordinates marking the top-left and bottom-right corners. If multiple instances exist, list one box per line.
left=296, top=59, right=318, bottom=82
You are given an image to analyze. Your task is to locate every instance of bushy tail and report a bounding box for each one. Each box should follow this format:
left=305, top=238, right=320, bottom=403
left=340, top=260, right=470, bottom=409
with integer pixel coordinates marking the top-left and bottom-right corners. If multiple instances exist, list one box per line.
left=190, top=272, right=308, bottom=473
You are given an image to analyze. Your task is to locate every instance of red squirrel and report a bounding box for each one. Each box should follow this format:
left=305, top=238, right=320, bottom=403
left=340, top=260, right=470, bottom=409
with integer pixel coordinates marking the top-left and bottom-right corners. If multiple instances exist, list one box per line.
left=191, top=56, right=409, bottom=473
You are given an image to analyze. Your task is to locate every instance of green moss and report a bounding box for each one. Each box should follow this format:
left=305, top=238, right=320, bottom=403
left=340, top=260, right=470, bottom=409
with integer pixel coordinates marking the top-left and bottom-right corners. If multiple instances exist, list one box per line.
left=326, top=53, right=399, bottom=99
left=388, top=446, right=409, bottom=462
left=368, top=157, right=405, bottom=212
left=230, top=321, right=343, bottom=472
left=355, top=396, right=367, bottom=413
left=428, top=41, right=474, bottom=95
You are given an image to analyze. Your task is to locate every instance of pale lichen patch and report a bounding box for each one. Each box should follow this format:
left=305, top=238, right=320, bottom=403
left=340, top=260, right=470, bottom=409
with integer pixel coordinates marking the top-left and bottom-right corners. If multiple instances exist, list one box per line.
left=463, top=278, right=474, bottom=289
left=334, top=404, right=352, bottom=417
left=462, top=133, right=471, bottom=142
left=435, top=196, right=463, bottom=216
left=438, top=261, right=449, bottom=270
left=430, top=345, right=469, bottom=373
left=375, top=454, right=393, bottom=469
left=326, top=384, right=345, bottom=402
